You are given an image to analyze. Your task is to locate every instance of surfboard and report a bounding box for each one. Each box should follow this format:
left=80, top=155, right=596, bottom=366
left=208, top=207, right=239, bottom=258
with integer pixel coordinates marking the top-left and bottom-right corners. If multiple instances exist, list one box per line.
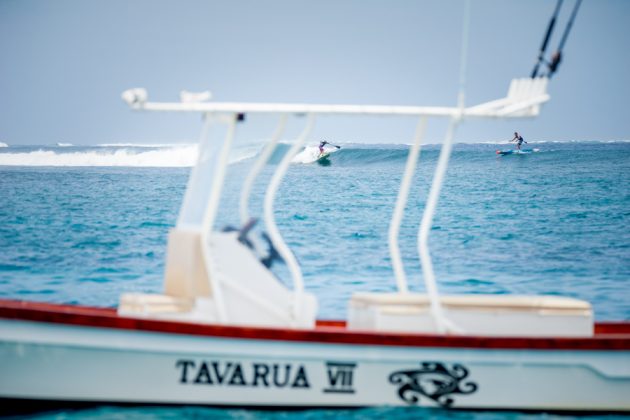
left=496, top=148, right=538, bottom=155
left=317, top=152, right=330, bottom=161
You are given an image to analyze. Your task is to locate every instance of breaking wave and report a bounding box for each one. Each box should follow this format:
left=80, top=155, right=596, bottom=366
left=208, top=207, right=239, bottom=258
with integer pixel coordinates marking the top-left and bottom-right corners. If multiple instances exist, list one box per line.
left=0, top=143, right=262, bottom=167
left=96, top=142, right=192, bottom=148
left=1, top=140, right=626, bottom=168
left=292, top=146, right=340, bottom=164
left=0, top=145, right=198, bottom=167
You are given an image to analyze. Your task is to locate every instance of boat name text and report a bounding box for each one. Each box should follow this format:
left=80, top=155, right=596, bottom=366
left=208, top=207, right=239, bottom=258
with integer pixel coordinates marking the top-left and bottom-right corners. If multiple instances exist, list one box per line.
left=323, top=361, right=356, bottom=394
left=176, top=359, right=310, bottom=389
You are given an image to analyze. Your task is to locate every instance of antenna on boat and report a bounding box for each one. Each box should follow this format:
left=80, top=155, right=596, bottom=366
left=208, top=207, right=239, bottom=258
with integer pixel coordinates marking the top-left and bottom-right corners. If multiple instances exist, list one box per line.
left=457, top=0, right=471, bottom=111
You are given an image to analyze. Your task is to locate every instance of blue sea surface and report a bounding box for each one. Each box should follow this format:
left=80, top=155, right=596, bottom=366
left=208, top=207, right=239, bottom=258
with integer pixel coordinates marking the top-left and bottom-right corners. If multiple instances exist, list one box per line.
left=1, top=141, right=629, bottom=419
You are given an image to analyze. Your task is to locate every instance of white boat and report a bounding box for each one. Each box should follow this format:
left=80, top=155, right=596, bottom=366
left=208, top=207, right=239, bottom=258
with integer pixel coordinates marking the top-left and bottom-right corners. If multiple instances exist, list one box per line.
left=1, top=7, right=628, bottom=414
left=1, top=297, right=628, bottom=412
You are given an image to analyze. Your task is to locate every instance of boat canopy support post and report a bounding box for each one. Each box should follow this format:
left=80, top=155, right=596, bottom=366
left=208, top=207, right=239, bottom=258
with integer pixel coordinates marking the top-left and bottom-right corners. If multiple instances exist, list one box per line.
left=417, top=117, right=462, bottom=334
left=197, top=113, right=238, bottom=322
left=239, top=114, right=289, bottom=226
left=201, top=113, right=238, bottom=235
left=162, top=112, right=237, bottom=322
left=388, top=116, right=428, bottom=294
left=177, top=113, right=215, bottom=230
left=417, top=0, right=470, bottom=334
left=264, top=113, right=316, bottom=324
left=202, top=113, right=238, bottom=322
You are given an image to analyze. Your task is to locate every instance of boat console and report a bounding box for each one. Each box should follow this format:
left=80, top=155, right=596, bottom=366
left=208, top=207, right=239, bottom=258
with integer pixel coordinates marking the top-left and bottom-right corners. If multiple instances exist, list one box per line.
left=119, top=229, right=318, bottom=328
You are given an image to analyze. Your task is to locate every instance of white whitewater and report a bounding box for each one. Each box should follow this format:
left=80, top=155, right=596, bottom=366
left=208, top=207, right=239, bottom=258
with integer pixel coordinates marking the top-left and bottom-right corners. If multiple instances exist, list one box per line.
left=0, top=143, right=262, bottom=167
left=292, top=145, right=339, bottom=164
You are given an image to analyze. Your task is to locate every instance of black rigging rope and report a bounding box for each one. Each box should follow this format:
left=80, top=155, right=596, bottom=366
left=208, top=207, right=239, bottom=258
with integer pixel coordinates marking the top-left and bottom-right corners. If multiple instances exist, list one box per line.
left=531, top=0, right=564, bottom=78
left=546, top=0, right=582, bottom=78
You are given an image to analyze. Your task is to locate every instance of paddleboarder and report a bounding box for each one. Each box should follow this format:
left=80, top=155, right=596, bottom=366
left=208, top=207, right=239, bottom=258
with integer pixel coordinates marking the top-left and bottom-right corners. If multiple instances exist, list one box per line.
left=318, top=140, right=340, bottom=156
left=318, top=140, right=329, bottom=156
left=511, top=132, right=527, bottom=150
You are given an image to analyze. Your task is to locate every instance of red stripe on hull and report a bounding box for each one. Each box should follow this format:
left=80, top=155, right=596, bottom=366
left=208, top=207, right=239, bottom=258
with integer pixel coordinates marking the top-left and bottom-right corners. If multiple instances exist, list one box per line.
left=1, top=299, right=628, bottom=350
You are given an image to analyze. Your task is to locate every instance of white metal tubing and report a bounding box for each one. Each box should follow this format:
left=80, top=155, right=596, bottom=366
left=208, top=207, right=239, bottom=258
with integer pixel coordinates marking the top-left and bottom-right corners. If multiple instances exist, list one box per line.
left=201, top=235, right=226, bottom=322
left=263, top=114, right=316, bottom=323
left=199, top=114, right=238, bottom=323
left=131, top=100, right=552, bottom=120
left=495, top=94, right=550, bottom=116
left=388, top=117, right=428, bottom=294
left=201, top=114, right=237, bottom=235
left=417, top=117, right=461, bottom=334
left=458, top=0, right=471, bottom=111
left=126, top=82, right=549, bottom=121
left=139, top=101, right=459, bottom=117
left=415, top=0, right=470, bottom=334
left=239, top=114, right=289, bottom=226
left=177, top=114, right=214, bottom=228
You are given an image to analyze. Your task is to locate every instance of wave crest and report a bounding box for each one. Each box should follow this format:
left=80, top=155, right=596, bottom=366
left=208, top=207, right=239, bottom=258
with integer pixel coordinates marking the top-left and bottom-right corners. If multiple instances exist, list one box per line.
left=292, top=146, right=340, bottom=164
left=0, top=146, right=198, bottom=167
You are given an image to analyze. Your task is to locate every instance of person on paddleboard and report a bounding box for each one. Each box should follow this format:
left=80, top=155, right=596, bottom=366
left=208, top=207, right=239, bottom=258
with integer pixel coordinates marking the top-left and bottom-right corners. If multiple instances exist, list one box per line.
left=318, top=141, right=329, bottom=156
left=318, top=140, right=341, bottom=156
left=511, top=132, right=527, bottom=150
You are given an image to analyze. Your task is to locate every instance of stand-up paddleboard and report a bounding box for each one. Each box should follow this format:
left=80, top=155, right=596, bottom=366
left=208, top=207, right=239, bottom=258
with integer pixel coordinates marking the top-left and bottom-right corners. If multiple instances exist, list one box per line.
left=496, top=148, right=539, bottom=155
left=317, top=152, right=330, bottom=161
left=317, top=152, right=331, bottom=166
left=317, top=143, right=339, bottom=163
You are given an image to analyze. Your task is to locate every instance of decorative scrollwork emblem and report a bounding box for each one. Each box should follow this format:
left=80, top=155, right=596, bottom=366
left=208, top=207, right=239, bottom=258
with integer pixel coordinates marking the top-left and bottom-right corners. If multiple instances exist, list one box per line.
left=389, top=362, right=478, bottom=407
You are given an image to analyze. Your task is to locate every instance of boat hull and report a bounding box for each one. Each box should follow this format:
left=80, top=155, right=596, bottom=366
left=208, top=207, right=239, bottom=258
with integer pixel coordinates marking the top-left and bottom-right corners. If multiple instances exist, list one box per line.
left=1, top=301, right=629, bottom=413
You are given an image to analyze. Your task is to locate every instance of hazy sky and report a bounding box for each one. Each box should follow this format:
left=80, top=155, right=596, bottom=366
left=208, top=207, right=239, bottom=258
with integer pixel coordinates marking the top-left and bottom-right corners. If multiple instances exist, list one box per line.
left=1, top=0, right=629, bottom=145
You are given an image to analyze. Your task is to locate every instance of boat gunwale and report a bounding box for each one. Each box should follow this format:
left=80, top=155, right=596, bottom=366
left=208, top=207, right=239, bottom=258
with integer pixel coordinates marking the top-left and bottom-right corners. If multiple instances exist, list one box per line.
left=1, top=299, right=628, bottom=351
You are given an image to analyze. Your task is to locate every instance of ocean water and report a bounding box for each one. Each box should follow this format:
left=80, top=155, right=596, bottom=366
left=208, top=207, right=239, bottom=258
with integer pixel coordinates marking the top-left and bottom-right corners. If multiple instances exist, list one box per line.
left=0, top=141, right=629, bottom=419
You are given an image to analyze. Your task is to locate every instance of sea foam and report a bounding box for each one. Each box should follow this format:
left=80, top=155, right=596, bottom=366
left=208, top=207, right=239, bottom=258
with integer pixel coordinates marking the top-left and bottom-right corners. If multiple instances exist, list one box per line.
left=292, top=146, right=339, bottom=164
left=0, top=144, right=261, bottom=167
left=0, top=145, right=197, bottom=167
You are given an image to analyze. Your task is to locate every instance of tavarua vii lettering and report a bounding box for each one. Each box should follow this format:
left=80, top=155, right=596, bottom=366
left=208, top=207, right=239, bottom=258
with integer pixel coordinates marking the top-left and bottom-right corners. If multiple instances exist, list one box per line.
left=176, top=359, right=311, bottom=389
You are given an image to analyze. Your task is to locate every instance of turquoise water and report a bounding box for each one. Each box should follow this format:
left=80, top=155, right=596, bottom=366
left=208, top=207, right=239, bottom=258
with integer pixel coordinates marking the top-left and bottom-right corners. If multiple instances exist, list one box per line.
left=16, top=406, right=630, bottom=420
left=1, top=141, right=629, bottom=418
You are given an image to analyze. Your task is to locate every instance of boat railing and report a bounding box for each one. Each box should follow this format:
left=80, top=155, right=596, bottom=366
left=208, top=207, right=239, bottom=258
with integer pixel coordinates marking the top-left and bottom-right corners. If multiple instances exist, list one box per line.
left=262, top=114, right=316, bottom=319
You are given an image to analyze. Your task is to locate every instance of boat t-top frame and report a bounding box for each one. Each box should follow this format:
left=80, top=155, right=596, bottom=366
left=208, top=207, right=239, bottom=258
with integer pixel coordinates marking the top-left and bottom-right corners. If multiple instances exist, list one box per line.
left=121, top=74, right=549, bottom=333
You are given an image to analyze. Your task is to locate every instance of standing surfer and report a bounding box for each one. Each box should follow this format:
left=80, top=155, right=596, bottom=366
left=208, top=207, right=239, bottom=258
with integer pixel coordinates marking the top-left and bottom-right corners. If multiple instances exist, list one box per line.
left=511, top=132, right=527, bottom=150
left=318, top=141, right=329, bottom=156
left=318, top=140, right=341, bottom=157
